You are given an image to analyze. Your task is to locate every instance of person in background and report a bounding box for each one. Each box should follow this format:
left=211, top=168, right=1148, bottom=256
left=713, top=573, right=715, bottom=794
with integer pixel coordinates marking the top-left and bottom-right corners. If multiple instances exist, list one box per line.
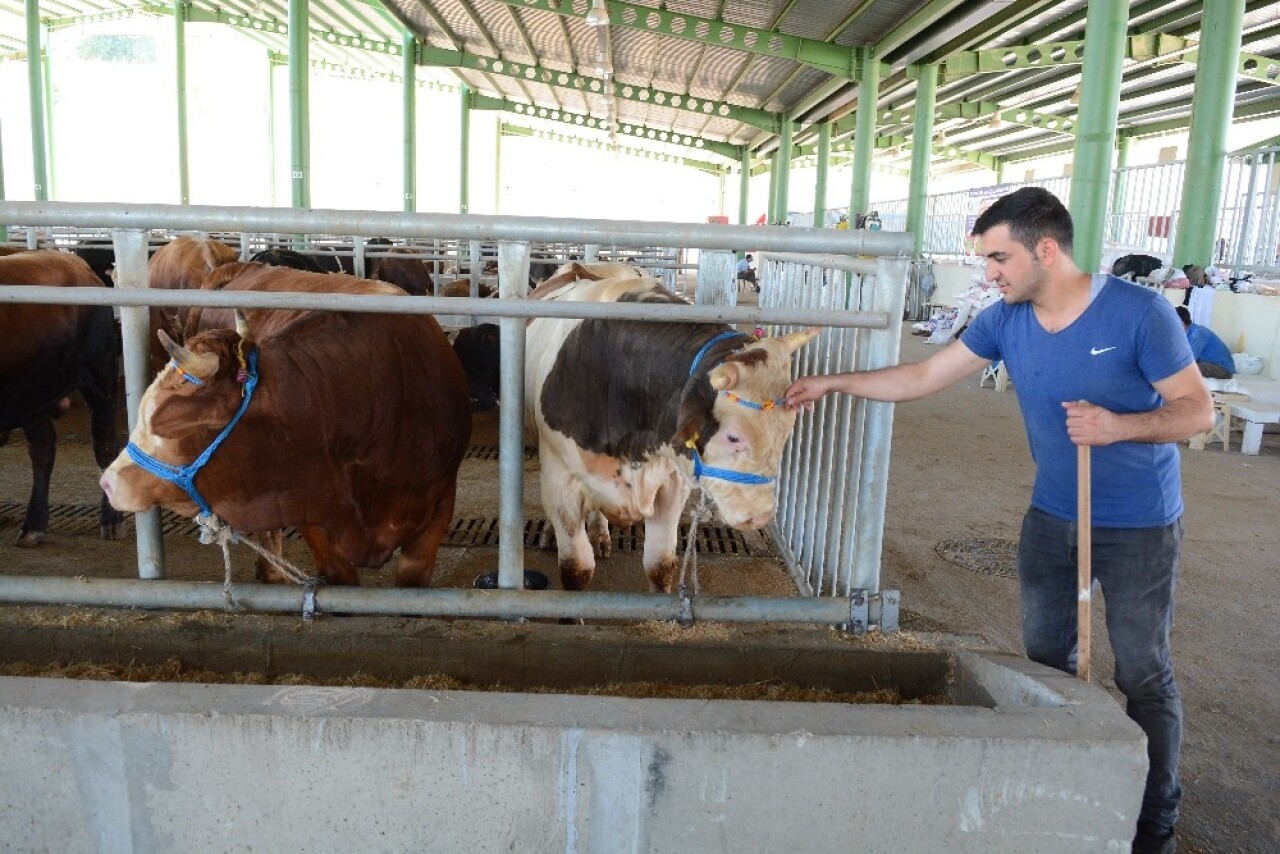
left=835, top=214, right=850, bottom=231
left=736, top=253, right=759, bottom=292
left=785, top=187, right=1211, bottom=854
left=1175, top=305, right=1234, bottom=379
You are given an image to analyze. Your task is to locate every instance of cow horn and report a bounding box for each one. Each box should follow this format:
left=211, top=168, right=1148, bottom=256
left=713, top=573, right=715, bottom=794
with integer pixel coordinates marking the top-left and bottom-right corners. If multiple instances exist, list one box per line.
left=157, top=329, right=219, bottom=381
left=234, top=310, right=252, bottom=343
left=775, top=326, right=821, bottom=354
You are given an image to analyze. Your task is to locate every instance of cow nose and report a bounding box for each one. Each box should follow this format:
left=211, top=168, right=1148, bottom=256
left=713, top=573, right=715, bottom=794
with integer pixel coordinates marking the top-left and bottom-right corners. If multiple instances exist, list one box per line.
left=749, top=512, right=773, bottom=528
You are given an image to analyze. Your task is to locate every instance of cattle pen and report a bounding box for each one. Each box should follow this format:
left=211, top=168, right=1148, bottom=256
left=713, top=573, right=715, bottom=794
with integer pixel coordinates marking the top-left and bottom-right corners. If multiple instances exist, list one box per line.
left=0, top=201, right=1156, bottom=852
left=0, top=200, right=911, bottom=629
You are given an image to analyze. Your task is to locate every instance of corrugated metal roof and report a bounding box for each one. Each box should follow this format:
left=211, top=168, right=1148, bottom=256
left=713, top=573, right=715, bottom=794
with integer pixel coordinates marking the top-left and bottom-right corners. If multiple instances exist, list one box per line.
left=4, top=1, right=1279, bottom=174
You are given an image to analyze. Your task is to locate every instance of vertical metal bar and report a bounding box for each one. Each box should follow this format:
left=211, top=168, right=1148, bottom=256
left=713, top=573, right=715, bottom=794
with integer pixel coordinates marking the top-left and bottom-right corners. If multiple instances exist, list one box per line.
left=25, top=0, right=48, bottom=202
left=583, top=243, right=599, bottom=262
left=850, top=260, right=908, bottom=592
left=813, top=122, right=830, bottom=228
left=496, top=241, right=530, bottom=589
left=459, top=84, right=471, bottom=214
left=288, top=0, right=310, bottom=209
left=848, top=46, right=879, bottom=221
left=694, top=249, right=735, bottom=306
left=175, top=0, right=190, bottom=205
left=0, top=116, right=6, bottom=243
left=402, top=31, right=416, bottom=213
left=267, top=54, right=277, bottom=207
left=1108, top=135, right=1130, bottom=244
left=111, top=229, right=165, bottom=580
left=353, top=235, right=366, bottom=278
left=906, top=63, right=937, bottom=257
left=40, top=27, right=55, bottom=199
left=468, top=239, right=481, bottom=302
left=738, top=148, right=750, bottom=225
left=766, top=152, right=778, bottom=223
left=1232, top=155, right=1260, bottom=279
left=1067, top=0, right=1126, bottom=272
left=1174, top=0, right=1245, bottom=266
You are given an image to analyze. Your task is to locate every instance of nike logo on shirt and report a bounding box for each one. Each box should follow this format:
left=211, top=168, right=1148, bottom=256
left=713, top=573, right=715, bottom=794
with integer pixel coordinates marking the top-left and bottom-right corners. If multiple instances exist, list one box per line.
left=1090, top=346, right=1116, bottom=355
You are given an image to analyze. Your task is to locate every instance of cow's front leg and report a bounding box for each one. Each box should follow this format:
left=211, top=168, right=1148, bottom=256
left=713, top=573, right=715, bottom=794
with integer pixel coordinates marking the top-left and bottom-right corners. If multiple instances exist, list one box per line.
left=586, top=510, right=612, bottom=560
left=541, top=453, right=596, bottom=590
left=641, top=473, right=691, bottom=593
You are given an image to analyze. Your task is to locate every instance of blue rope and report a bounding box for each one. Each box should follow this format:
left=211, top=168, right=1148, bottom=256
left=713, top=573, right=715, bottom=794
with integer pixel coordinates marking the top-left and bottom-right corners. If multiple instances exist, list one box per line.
left=689, top=447, right=774, bottom=486
left=126, top=349, right=260, bottom=516
left=687, top=329, right=743, bottom=376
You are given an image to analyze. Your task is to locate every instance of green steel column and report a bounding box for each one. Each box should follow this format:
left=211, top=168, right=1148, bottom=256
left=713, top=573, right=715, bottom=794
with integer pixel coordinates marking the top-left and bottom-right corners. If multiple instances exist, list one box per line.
left=494, top=116, right=502, bottom=213
left=996, top=158, right=1006, bottom=185
left=402, top=31, right=416, bottom=212
left=738, top=148, right=750, bottom=225
left=849, top=46, right=880, bottom=221
left=288, top=0, right=310, bottom=208
left=1109, top=133, right=1131, bottom=243
left=906, top=64, right=937, bottom=256
left=41, top=36, right=56, bottom=198
left=459, top=84, right=470, bottom=214
left=24, top=0, right=48, bottom=201
left=0, top=119, right=7, bottom=241
left=813, top=121, right=831, bottom=227
left=1066, top=0, right=1127, bottom=272
left=1173, top=0, right=1245, bottom=267
left=777, top=115, right=793, bottom=224
left=175, top=0, right=190, bottom=204
left=767, top=152, right=779, bottom=222
left=267, top=56, right=277, bottom=206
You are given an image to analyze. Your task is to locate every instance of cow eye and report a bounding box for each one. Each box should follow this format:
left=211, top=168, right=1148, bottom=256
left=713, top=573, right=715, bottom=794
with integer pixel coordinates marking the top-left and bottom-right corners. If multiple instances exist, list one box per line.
left=725, top=433, right=742, bottom=445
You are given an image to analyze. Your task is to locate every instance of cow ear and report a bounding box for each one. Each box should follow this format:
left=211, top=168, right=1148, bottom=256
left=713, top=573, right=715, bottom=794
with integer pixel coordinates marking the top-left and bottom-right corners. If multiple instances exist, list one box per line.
left=708, top=362, right=740, bottom=391
left=774, top=326, right=821, bottom=354
left=158, top=329, right=219, bottom=381
left=673, top=398, right=705, bottom=449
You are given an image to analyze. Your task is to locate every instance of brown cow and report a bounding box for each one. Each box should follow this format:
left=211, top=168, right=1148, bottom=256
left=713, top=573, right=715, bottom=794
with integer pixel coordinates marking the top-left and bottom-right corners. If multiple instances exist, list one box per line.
left=0, top=250, right=124, bottom=545
left=142, top=236, right=239, bottom=370
left=100, top=264, right=472, bottom=587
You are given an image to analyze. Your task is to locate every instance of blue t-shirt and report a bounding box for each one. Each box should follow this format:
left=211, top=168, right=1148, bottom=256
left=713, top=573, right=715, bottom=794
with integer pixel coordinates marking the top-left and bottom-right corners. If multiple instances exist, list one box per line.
left=961, top=275, right=1194, bottom=527
left=1186, top=323, right=1235, bottom=375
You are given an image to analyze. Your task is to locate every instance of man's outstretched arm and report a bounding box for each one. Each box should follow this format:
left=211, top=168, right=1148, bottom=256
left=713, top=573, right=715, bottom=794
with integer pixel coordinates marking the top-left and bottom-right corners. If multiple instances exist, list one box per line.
left=785, top=339, right=992, bottom=408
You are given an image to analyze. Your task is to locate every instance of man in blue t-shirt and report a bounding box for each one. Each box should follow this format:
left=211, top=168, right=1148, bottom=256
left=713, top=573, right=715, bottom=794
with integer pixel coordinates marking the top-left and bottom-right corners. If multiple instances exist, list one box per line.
left=736, top=253, right=759, bottom=291
left=1175, top=305, right=1234, bottom=378
left=785, top=187, right=1212, bottom=854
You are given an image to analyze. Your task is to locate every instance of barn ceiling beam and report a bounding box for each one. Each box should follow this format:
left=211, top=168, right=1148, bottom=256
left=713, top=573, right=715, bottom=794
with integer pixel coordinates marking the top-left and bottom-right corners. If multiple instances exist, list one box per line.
left=868, top=101, right=1075, bottom=137
left=265, top=49, right=457, bottom=91
left=499, top=122, right=728, bottom=176
left=416, top=44, right=780, bottom=133
left=470, top=92, right=742, bottom=161
left=869, top=132, right=998, bottom=171
left=487, top=0, right=857, bottom=79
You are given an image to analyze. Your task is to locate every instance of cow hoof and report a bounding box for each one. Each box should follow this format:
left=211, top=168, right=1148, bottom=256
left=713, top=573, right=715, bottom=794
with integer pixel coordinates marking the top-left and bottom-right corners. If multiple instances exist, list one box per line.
left=16, top=530, right=48, bottom=548
left=100, top=522, right=127, bottom=541
left=591, top=537, right=612, bottom=560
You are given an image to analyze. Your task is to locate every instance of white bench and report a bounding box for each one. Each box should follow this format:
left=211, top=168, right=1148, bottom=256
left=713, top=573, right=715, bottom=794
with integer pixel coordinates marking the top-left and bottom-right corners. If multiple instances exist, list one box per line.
left=1209, top=377, right=1280, bottom=455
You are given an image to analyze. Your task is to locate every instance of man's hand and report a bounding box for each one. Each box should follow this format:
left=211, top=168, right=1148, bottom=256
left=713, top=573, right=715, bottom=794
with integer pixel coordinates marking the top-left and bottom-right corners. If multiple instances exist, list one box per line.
left=785, top=375, right=836, bottom=411
left=1063, top=400, right=1122, bottom=446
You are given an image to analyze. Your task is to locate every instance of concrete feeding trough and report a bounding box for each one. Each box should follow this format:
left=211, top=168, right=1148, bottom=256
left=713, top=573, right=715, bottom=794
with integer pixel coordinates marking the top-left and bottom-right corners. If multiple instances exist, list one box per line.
left=0, top=617, right=1146, bottom=852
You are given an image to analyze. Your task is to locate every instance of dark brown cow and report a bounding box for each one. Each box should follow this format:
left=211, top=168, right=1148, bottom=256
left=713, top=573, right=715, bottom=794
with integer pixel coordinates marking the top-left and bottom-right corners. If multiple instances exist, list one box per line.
left=100, top=264, right=471, bottom=586
left=144, top=236, right=239, bottom=369
left=0, top=251, right=124, bottom=545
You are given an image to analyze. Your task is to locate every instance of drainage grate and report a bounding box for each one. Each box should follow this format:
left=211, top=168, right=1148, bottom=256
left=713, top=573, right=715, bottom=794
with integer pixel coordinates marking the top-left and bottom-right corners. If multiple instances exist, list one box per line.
left=463, top=445, right=537, bottom=461
left=934, top=537, right=1018, bottom=579
left=1, top=504, right=753, bottom=556
left=446, top=516, right=753, bottom=555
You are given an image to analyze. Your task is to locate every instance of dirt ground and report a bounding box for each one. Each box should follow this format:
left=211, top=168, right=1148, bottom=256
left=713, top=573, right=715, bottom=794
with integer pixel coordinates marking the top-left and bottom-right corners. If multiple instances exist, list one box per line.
left=0, top=327, right=1277, bottom=852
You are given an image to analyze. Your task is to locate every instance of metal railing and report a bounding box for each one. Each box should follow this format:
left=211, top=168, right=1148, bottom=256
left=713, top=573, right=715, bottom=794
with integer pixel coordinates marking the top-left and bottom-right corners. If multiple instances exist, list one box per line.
left=0, top=200, right=912, bottom=630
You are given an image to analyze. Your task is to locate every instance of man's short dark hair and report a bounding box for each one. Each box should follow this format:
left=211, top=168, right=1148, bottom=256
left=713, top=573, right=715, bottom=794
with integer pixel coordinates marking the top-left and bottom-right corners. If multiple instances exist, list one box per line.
left=1175, top=305, right=1192, bottom=326
left=972, top=187, right=1075, bottom=256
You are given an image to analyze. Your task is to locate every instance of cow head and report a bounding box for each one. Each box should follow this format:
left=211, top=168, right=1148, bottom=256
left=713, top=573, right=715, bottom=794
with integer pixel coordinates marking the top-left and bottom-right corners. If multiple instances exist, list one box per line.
left=674, top=328, right=819, bottom=530
left=100, top=321, right=254, bottom=516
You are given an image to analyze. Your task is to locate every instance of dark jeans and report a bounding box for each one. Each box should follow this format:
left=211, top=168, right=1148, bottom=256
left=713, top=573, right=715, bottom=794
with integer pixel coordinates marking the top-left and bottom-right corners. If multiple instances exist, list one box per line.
left=1017, top=506, right=1183, bottom=834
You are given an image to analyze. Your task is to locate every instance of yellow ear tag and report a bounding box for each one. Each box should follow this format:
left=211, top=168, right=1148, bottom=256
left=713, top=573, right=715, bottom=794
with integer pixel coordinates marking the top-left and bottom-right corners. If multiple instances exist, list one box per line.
left=684, top=435, right=699, bottom=449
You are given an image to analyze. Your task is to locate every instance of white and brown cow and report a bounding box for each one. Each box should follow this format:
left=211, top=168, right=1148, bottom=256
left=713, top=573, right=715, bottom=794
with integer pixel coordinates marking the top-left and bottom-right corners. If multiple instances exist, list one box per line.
left=100, top=265, right=472, bottom=587
left=526, top=277, right=816, bottom=593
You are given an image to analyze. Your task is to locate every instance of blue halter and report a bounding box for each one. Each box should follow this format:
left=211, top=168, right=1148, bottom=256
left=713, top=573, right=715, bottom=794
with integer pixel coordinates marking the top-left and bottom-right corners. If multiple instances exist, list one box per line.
left=126, top=349, right=260, bottom=516
left=684, top=330, right=776, bottom=486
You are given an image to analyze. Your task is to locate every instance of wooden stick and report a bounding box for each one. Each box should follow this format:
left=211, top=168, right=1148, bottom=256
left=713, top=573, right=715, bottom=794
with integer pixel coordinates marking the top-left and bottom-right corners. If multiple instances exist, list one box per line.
left=1077, top=443, right=1092, bottom=682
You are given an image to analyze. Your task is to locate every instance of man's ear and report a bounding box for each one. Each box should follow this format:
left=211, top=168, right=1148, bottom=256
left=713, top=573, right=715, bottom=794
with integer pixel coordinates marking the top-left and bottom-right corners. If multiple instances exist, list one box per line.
left=1037, top=237, right=1059, bottom=267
